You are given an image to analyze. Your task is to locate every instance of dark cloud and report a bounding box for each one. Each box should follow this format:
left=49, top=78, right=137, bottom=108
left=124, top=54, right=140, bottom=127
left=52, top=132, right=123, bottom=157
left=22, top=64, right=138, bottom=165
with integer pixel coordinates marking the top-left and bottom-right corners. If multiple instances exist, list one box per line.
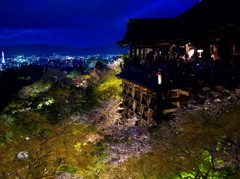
left=0, top=29, right=50, bottom=39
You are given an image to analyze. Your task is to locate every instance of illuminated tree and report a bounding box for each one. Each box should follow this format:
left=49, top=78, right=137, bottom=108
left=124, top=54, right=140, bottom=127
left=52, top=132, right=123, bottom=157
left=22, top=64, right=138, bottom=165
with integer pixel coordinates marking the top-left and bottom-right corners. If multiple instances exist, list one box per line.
left=0, top=112, right=104, bottom=178
left=36, top=82, right=89, bottom=123
left=67, top=70, right=82, bottom=79
left=104, top=90, right=240, bottom=178
left=0, top=60, right=125, bottom=178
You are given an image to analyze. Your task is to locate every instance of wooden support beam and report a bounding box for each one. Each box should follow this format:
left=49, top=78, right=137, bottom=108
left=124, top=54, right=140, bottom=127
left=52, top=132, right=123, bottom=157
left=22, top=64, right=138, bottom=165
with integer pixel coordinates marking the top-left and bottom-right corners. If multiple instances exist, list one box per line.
left=179, top=89, right=190, bottom=96
left=162, top=108, right=179, bottom=114
left=139, top=47, right=142, bottom=59
left=130, top=47, right=133, bottom=58
left=133, top=101, right=137, bottom=112
left=134, top=47, right=137, bottom=59
left=131, top=86, right=135, bottom=98
left=120, top=78, right=191, bottom=126
left=185, top=44, right=189, bottom=61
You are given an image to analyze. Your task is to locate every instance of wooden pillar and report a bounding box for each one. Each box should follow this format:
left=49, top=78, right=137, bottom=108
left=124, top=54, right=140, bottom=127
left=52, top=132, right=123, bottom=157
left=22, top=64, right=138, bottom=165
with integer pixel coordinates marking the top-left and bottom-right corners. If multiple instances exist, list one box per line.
left=185, top=44, right=189, bottom=61
left=139, top=47, right=142, bottom=59
left=147, top=109, right=152, bottom=122
left=139, top=88, right=143, bottom=103
left=152, top=45, right=156, bottom=61
left=155, top=85, right=163, bottom=124
left=131, top=86, right=135, bottom=98
left=202, top=43, right=211, bottom=61
left=211, top=45, right=219, bottom=60
left=214, top=45, right=219, bottom=60
left=169, top=45, right=173, bottom=59
left=147, top=95, right=151, bottom=108
left=143, top=48, right=146, bottom=60
left=134, top=47, right=137, bottom=59
left=130, top=47, right=133, bottom=58
left=133, top=101, right=137, bottom=112
left=140, top=105, right=144, bottom=117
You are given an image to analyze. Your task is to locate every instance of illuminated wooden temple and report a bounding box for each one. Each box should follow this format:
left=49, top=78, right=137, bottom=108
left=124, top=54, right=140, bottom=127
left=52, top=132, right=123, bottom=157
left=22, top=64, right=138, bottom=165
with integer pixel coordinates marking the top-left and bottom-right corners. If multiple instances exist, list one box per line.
left=117, top=67, right=191, bottom=125
left=117, top=0, right=240, bottom=125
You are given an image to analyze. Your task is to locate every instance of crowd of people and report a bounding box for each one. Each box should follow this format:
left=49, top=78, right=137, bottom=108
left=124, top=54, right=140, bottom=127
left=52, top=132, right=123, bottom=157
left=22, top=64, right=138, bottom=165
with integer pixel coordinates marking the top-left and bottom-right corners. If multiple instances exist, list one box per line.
left=123, top=53, right=240, bottom=89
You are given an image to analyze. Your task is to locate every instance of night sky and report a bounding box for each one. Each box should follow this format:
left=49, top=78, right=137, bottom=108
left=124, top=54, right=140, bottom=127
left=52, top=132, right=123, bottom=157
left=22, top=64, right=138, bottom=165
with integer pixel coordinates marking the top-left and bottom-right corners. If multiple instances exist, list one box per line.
left=0, top=0, right=198, bottom=49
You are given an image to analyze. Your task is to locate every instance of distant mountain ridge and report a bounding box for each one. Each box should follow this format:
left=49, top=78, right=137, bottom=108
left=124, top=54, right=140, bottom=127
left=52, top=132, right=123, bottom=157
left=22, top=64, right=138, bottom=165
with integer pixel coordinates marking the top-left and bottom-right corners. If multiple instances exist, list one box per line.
left=0, top=44, right=128, bottom=56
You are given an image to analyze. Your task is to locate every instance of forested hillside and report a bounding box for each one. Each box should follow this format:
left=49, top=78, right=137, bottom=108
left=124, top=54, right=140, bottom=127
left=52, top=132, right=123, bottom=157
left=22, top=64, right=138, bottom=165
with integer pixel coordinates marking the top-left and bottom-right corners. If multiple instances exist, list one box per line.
left=1, top=58, right=240, bottom=178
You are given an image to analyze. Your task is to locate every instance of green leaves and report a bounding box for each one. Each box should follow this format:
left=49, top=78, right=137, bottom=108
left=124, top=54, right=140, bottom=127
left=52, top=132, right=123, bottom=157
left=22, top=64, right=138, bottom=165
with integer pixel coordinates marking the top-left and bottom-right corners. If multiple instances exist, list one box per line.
left=0, top=112, right=103, bottom=178
left=94, top=75, right=122, bottom=100
left=0, top=63, right=124, bottom=178
left=0, top=114, right=15, bottom=125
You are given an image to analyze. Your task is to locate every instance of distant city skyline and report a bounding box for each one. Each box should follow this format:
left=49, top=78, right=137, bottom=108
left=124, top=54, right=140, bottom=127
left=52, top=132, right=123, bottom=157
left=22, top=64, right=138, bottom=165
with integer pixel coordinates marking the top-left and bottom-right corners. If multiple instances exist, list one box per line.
left=0, top=50, right=120, bottom=72
left=0, top=0, right=198, bottom=48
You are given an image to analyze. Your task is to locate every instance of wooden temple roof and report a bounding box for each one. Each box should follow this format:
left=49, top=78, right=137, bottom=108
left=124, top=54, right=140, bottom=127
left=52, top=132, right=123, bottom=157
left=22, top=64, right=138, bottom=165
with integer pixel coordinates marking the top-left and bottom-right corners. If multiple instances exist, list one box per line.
left=117, top=18, right=185, bottom=46
left=117, top=0, right=240, bottom=46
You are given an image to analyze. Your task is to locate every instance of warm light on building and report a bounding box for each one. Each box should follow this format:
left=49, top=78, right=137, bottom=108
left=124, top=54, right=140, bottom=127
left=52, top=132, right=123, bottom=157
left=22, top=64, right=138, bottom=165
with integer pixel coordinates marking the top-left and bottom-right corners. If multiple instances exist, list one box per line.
left=188, top=49, right=195, bottom=58
left=158, top=74, right=162, bottom=85
left=197, top=49, right=203, bottom=58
